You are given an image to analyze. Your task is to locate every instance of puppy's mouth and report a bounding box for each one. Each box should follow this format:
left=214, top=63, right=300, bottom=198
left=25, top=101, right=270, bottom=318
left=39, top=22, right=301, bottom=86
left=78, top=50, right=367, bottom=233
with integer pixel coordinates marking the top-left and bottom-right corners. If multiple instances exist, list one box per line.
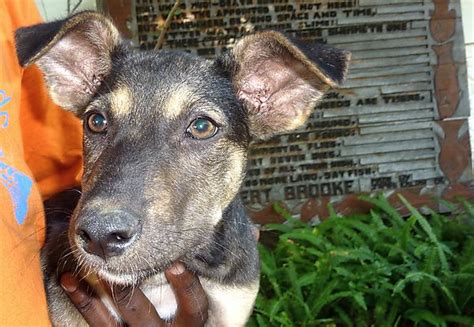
left=96, top=267, right=157, bottom=286
left=74, top=251, right=165, bottom=286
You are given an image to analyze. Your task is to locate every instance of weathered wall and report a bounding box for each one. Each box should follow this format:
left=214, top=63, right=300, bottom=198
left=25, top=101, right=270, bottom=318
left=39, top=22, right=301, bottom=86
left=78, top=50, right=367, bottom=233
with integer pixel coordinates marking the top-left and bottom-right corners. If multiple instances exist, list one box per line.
left=461, top=0, right=474, bottom=168
left=128, top=0, right=472, bottom=222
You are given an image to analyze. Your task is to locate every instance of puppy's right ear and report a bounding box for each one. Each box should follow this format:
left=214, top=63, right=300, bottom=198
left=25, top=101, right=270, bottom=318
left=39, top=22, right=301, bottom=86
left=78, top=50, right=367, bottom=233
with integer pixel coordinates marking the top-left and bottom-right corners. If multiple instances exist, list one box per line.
left=15, top=11, right=121, bottom=113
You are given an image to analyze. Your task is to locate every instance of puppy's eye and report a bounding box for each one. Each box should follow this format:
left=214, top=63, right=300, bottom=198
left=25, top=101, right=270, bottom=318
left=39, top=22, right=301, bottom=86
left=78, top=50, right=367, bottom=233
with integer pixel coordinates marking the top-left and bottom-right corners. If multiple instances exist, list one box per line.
left=187, top=117, right=218, bottom=140
left=87, top=113, right=108, bottom=133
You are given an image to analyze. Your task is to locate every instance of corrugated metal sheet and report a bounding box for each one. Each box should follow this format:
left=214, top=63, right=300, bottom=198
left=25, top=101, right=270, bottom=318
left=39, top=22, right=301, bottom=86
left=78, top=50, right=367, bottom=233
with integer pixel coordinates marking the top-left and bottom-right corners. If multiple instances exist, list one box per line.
left=131, top=0, right=471, bottom=220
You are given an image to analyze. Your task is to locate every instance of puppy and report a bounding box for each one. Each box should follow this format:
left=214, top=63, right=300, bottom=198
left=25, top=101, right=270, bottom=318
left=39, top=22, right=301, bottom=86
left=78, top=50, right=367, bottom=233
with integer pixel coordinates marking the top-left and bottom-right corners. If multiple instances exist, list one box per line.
left=15, top=11, right=349, bottom=326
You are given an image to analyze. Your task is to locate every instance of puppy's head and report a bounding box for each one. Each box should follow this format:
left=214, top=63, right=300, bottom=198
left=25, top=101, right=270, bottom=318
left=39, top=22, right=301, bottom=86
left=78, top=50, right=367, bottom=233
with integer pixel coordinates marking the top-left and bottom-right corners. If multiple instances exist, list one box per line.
left=16, top=12, right=349, bottom=284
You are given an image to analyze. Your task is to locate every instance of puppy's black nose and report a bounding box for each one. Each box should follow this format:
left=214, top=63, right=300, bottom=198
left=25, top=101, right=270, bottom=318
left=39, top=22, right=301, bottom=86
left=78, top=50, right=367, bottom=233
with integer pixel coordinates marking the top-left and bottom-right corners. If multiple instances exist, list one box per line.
left=76, top=211, right=141, bottom=260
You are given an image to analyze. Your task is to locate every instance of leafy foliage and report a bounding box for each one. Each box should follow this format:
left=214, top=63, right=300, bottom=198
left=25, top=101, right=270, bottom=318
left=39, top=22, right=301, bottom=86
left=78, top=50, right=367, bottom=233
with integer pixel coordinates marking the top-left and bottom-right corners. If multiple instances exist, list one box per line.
left=249, top=195, right=474, bottom=327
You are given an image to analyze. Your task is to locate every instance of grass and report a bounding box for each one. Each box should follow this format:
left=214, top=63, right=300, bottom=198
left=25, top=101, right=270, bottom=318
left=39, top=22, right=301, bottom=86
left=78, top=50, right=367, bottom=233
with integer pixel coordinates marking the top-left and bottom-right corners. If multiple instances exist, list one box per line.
left=248, top=194, right=474, bottom=327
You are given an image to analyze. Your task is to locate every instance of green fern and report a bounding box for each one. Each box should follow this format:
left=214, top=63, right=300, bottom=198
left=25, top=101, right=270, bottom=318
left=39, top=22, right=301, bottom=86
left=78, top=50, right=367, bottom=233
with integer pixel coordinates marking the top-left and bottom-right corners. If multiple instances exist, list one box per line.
left=250, top=196, right=474, bottom=326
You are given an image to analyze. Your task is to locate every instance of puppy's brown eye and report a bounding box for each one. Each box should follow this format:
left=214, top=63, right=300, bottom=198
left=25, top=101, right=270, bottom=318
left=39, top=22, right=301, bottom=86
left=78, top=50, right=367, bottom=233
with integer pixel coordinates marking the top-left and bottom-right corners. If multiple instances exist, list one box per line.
left=187, top=117, right=218, bottom=140
left=87, top=113, right=107, bottom=133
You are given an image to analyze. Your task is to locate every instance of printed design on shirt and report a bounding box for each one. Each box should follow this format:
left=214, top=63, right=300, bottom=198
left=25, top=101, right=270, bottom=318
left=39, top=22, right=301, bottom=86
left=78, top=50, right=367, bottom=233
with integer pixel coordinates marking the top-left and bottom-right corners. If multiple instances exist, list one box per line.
left=0, top=90, right=10, bottom=128
left=0, top=161, right=33, bottom=224
left=0, top=89, right=33, bottom=225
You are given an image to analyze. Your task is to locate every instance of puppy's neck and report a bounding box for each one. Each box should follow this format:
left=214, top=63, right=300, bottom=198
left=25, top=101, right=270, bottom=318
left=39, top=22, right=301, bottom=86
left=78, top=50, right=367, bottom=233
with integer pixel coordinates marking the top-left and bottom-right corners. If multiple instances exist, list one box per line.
left=184, top=198, right=259, bottom=285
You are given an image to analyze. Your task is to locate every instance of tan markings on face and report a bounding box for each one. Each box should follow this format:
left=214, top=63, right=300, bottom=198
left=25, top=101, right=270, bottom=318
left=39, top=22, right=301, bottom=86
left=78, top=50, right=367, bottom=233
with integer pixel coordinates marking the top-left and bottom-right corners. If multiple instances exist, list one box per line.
left=162, top=87, right=195, bottom=119
left=145, top=177, right=173, bottom=220
left=110, top=85, right=133, bottom=117
left=82, top=199, right=121, bottom=215
left=285, top=108, right=312, bottom=131
left=220, top=144, right=246, bottom=210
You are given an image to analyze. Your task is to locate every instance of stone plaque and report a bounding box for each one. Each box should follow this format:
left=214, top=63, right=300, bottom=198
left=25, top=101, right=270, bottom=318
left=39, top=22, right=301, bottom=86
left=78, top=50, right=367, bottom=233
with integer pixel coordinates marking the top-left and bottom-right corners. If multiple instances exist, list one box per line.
left=129, top=0, right=472, bottom=222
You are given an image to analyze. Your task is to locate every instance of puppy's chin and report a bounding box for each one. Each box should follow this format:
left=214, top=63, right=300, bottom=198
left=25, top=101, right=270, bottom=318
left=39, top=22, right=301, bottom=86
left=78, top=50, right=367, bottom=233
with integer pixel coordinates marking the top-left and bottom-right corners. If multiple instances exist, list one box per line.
left=95, top=265, right=165, bottom=286
left=97, top=269, right=139, bottom=286
left=74, top=253, right=159, bottom=286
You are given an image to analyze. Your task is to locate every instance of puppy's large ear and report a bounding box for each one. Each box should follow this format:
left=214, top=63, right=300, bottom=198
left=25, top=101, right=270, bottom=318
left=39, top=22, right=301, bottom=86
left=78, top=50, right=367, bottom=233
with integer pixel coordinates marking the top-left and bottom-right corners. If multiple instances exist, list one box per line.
left=218, top=31, right=350, bottom=139
left=15, top=11, right=120, bottom=113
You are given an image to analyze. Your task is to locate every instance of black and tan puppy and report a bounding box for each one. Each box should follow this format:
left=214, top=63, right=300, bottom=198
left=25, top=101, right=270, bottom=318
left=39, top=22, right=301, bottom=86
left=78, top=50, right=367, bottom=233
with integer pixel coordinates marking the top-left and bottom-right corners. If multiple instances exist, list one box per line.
left=15, top=11, right=349, bottom=326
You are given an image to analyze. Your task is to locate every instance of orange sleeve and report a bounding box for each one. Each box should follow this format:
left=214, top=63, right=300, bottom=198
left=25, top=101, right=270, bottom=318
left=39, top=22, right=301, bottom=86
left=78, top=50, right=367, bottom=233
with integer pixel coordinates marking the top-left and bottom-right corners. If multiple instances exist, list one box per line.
left=10, top=0, right=84, bottom=200
left=20, top=65, right=83, bottom=199
left=0, top=1, right=82, bottom=325
left=13, top=0, right=83, bottom=200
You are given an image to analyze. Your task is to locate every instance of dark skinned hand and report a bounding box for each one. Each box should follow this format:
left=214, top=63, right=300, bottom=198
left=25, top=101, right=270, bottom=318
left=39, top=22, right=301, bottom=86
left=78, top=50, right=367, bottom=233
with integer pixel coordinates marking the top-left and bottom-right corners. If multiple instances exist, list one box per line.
left=59, top=262, right=208, bottom=327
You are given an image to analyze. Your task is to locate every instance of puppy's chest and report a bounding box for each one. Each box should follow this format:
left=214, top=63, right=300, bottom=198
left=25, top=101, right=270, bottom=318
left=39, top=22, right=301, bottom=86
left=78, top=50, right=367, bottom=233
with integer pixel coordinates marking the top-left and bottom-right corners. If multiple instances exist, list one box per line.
left=93, top=274, right=257, bottom=326
left=141, top=276, right=258, bottom=326
left=93, top=273, right=178, bottom=321
left=141, top=277, right=178, bottom=319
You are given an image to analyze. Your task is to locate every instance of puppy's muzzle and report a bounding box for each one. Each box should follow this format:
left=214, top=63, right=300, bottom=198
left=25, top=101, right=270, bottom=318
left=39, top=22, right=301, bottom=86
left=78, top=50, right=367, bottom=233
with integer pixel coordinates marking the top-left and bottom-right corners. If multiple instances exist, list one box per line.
left=75, top=210, right=141, bottom=260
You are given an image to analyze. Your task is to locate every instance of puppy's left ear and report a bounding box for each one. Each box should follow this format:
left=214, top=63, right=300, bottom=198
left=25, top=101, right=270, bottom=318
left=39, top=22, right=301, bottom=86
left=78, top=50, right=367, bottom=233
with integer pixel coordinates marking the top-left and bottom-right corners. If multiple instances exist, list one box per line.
left=15, top=11, right=121, bottom=113
left=217, top=31, right=350, bottom=139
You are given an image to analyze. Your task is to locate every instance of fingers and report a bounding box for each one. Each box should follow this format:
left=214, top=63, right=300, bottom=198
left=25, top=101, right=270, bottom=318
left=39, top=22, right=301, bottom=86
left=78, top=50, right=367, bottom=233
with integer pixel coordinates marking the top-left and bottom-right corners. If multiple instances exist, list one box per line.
left=109, top=283, right=165, bottom=327
left=165, top=263, right=208, bottom=327
left=60, top=273, right=119, bottom=327
left=252, top=225, right=260, bottom=241
left=63, top=263, right=209, bottom=327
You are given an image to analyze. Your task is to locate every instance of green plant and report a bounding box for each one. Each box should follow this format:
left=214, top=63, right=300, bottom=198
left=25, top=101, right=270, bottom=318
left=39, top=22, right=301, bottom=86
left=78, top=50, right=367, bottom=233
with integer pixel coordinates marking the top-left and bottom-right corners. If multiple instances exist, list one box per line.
left=249, top=195, right=474, bottom=327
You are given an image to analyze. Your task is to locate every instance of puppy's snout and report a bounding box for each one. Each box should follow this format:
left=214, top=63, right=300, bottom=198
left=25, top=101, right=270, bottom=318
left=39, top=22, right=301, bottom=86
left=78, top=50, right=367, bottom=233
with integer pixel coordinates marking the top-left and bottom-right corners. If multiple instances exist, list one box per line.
left=75, top=211, right=141, bottom=260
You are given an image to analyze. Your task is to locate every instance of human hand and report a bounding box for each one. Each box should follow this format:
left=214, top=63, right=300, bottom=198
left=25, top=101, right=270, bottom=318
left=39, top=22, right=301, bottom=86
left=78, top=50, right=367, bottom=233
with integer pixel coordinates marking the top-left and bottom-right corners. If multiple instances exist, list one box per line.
left=60, top=262, right=208, bottom=326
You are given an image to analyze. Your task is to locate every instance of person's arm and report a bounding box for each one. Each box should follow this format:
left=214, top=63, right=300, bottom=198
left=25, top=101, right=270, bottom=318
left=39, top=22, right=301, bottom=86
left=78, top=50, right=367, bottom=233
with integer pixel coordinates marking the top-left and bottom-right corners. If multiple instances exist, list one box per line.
left=60, top=262, right=208, bottom=327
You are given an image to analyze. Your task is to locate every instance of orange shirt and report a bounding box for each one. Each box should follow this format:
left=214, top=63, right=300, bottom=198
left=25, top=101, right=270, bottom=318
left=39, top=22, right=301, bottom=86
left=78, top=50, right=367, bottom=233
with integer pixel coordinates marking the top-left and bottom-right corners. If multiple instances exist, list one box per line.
left=0, top=0, right=82, bottom=325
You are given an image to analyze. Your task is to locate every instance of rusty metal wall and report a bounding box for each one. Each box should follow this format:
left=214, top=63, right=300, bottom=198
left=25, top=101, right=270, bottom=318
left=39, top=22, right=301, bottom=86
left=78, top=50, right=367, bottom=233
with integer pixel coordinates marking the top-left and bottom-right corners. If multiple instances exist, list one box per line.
left=127, top=0, right=472, bottom=222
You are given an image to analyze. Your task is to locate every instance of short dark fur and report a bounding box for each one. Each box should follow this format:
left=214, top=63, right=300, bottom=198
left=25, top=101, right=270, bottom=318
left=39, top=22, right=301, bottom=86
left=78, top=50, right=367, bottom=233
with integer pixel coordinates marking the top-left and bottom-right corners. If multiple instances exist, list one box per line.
left=16, top=11, right=349, bottom=326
